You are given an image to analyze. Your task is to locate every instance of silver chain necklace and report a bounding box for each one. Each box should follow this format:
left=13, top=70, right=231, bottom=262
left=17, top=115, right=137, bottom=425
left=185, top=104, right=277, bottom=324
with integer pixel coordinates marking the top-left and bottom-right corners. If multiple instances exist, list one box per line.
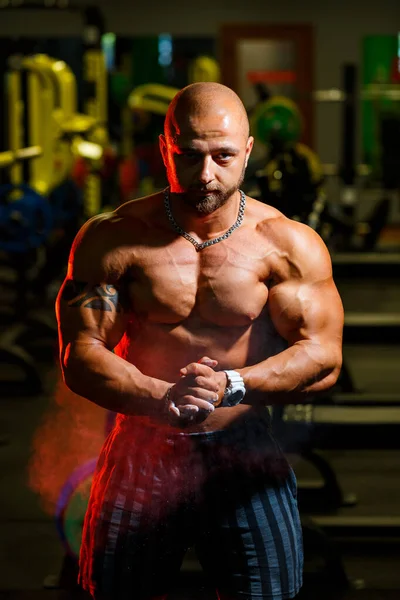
left=163, top=188, right=246, bottom=252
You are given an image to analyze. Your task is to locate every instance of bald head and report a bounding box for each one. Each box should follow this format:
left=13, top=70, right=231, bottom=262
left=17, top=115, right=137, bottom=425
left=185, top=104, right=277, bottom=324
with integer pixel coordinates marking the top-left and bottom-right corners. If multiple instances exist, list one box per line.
left=160, top=82, right=253, bottom=214
left=164, top=82, right=250, bottom=141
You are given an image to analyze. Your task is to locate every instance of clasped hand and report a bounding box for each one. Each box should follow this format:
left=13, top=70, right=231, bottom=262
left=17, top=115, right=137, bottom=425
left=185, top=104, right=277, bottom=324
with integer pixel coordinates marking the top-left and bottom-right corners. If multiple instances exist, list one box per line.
left=166, top=356, right=227, bottom=425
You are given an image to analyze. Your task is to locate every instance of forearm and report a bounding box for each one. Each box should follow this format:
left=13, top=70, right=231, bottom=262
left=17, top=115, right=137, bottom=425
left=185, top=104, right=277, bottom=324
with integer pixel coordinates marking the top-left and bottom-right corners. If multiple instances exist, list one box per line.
left=238, top=340, right=341, bottom=403
left=62, top=341, right=170, bottom=416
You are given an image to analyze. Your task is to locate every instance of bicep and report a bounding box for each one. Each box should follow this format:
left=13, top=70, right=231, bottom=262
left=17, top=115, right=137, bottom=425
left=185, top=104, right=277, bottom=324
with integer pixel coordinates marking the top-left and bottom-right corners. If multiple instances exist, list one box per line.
left=268, top=225, right=344, bottom=347
left=56, top=280, right=130, bottom=368
left=55, top=214, right=131, bottom=360
left=268, top=277, right=344, bottom=346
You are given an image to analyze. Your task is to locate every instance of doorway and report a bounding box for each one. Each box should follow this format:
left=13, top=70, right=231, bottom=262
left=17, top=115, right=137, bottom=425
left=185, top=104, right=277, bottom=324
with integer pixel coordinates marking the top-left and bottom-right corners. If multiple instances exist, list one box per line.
left=219, top=24, right=314, bottom=147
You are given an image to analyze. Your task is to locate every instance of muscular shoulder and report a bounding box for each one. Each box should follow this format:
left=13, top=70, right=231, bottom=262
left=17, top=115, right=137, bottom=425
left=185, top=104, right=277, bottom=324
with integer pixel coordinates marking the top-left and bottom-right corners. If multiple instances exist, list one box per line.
left=68, top=192, right=164, bottom=283
left=249, top=198, right=332, bottom=283
left=115, top=191, right=164, bottom=224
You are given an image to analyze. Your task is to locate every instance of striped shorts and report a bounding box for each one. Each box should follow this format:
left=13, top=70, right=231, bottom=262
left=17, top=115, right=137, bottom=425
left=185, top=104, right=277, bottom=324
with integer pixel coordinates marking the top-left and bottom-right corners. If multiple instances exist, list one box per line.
left=79, top=410, right=303, bottom=600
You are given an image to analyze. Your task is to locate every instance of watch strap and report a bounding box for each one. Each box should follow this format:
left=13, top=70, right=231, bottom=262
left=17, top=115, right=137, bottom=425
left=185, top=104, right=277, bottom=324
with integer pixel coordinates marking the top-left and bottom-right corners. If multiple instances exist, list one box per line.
left=224, top=370, right=245, bottom=390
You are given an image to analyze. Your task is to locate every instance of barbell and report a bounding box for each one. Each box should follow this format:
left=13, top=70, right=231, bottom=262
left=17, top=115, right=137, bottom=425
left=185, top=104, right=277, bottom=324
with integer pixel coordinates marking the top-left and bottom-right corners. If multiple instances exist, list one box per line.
left=0, top=146, right=42, bottom=169
left=313, top=85, right=400, bottom=102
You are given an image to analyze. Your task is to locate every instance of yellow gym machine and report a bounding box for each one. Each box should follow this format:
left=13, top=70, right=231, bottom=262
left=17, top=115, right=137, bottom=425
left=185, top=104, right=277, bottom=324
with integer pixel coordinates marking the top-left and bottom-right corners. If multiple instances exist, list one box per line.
left=188, top=55, right=221, bottom=84
left=0, top=60, right=52, bottom=256
left=122, top=84, right=179, bottom=198
left=7, top=54, right=103, bottom=208
left=81, top=46, right=111, bottom=216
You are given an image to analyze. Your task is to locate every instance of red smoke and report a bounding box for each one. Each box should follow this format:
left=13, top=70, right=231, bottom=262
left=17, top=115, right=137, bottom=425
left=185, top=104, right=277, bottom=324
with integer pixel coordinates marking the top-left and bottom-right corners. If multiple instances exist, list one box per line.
left=28, top=371, right=108, bottom=515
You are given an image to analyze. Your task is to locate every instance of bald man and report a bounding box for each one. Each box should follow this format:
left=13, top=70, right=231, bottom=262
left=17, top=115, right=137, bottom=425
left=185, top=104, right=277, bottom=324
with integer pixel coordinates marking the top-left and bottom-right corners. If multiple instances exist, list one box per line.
left=57, top=82, right=344, bottom=600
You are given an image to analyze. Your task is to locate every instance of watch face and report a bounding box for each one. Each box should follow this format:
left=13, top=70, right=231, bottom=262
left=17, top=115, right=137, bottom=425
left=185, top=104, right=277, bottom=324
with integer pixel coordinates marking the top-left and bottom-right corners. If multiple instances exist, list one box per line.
left=227, top=389, right=245, bottom=407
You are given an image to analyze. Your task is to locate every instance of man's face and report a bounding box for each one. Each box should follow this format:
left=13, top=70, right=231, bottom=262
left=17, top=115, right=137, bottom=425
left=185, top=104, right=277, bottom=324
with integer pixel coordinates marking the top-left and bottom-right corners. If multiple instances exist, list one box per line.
left=160, top=108, right=253, bottom=215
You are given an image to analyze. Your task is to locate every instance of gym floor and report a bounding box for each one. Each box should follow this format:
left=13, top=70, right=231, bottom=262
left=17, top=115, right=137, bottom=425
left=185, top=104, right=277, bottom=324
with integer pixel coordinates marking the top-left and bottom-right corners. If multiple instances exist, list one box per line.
left=1, top=266, right=400, bottom=600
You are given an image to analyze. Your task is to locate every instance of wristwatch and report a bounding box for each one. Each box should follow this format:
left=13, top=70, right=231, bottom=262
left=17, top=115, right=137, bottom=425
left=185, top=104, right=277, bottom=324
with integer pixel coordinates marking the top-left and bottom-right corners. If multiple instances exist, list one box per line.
left=220, top=370, right=246, bottom=407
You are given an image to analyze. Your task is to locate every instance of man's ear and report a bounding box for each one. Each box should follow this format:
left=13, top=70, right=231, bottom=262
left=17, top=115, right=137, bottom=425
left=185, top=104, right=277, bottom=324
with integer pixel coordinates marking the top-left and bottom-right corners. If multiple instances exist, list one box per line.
left=159, top=134, right=168, bottom=167
left=245, top=136, right=254, bottom=168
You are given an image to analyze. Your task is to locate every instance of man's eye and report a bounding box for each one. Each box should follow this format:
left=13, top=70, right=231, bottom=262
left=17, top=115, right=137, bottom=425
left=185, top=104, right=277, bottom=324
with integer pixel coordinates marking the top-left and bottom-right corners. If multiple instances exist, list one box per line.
left=216, top=154, right=231, bottom=161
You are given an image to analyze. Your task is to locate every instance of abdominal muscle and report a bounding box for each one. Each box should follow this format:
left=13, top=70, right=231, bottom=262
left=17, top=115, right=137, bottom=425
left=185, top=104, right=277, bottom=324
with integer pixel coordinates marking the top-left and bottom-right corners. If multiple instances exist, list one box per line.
left=115, top=315, right=286, bottom=434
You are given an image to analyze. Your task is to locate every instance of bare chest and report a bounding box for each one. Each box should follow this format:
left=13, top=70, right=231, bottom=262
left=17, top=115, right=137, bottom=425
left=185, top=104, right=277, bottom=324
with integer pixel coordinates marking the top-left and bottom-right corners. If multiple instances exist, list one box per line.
left=127, top=236, right=271, bottom=326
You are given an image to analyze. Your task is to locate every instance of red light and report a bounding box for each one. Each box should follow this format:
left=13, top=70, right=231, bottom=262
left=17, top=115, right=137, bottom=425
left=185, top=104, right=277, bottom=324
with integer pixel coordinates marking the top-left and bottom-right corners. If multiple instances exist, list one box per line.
left=247, top=70, right=297, bottom=84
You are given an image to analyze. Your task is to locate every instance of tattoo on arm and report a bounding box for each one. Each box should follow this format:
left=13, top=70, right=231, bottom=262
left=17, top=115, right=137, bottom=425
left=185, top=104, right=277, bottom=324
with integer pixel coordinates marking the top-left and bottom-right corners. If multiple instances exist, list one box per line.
left=61, top=280, right=128, bottom=313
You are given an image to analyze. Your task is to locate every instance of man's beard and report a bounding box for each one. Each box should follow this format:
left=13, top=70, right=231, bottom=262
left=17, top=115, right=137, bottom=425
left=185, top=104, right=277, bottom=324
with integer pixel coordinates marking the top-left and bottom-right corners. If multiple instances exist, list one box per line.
left=185, top=186, right=236, bottom=215
left=179, top=164, right=246, bottom=216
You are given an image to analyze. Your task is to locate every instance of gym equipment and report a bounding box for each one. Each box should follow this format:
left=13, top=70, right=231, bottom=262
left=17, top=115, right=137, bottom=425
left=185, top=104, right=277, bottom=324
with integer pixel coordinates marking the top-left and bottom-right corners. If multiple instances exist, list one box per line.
left=0, top=183, right=53, bottom=254
left=5, top=51, right=107, bottom=304
left=312, top=52, right=400, bottom=188
left=312, top=82, right=400, bottom=103
left=0, top=59, right=79, bottom=393
left=280, top=396, right=400, bottom=521
left=28, top=54, right=100, bottom=192
left=188, top=55, right=221, bottom=84
left=362, top=35, right=399, bottom=172
left=0, top=247, right=52, bottom=396
left=340, top=64, right=357, bottom=218
left=0, top=325, right=43, bottom=395
left=380, top=114, right=400, bottom=190
left=0, top=146, right=42, bottom=170
left=7, top=50, right=106, bottom=239
left=248, top=65, right=393, bottom=252
left=264, top=66, right=392, bottom=252
left=247, top=95, right=333, bottom=235
left=343, top=312, right=400, bottom=343
left=0, top=305, right=58, bottom=395
left=0, top=146, right=49, bottom=254
left=18, top=54, right=100, bottom=185
left=6, top=52, right=101, bottom=198
left=81, top=27, right=111, bottom=217
left=334, top=252, right=400, bottom=343
left=250, top=96, right=303, bottom=145
left=252, top=140, right=326, bottom=231
left=119, top=154, right=140, bottom=202
left=127, top=83, right=179, bottom=115
left=49, top=178, right=83, bottom=232
left=313, top=66, right=399, bottom=226
left=274, top=393, right=400, bottom=597
left=284, top=393, right=400, bottom=443
left=325, top=65, right=388, bottom=252
left=0, top=145, right=53, bottom=394
left=8, top=54, right=59, bottom=196
left=308, top=515, right=400, bottom=541
left=300, top=516, right=355, bottom=598
left=331, top=252, right=400, bottom=278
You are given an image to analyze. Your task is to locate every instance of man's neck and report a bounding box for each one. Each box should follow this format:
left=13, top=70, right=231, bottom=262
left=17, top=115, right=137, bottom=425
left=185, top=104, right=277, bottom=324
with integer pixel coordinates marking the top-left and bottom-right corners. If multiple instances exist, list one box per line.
left=168, top=190, right=241, bottom=241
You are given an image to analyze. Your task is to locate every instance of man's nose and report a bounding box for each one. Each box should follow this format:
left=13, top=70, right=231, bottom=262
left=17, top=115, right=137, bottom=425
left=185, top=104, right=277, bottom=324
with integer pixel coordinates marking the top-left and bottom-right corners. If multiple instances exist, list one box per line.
left=197, top=155, right=214, bottom=183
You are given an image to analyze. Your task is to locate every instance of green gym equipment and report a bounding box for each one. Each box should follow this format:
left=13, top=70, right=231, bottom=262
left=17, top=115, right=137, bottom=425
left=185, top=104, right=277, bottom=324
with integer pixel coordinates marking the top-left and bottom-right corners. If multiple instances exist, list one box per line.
left=250, top=95, right=303, bottom=146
